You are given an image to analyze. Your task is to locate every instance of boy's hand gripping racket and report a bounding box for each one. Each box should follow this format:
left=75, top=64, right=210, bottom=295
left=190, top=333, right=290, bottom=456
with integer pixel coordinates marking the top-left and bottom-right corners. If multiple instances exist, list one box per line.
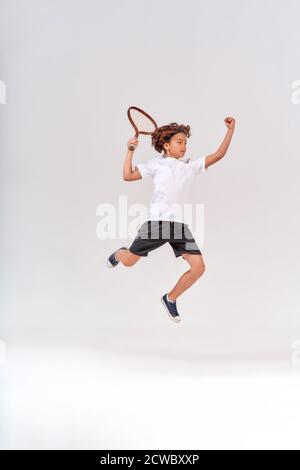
left=127, top=106, right=158, bottom=151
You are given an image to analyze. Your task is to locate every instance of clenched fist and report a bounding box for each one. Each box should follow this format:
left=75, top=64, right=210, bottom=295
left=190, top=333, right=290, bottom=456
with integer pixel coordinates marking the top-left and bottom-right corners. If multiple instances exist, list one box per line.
left=224, top=116, right=235, bottom=130
left=127, top=136, right=139, bottom=151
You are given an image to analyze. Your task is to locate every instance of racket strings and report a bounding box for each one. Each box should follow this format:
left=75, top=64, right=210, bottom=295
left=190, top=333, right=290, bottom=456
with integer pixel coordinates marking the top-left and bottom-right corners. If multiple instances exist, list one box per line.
left=129, top=109, right=156, bottom=134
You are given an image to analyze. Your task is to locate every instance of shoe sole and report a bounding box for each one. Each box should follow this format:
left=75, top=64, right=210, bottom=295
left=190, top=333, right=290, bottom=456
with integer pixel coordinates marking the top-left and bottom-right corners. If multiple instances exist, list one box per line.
left=106, top=258, right=118, bottom=268
left=161, top=297, right=181, bottom=323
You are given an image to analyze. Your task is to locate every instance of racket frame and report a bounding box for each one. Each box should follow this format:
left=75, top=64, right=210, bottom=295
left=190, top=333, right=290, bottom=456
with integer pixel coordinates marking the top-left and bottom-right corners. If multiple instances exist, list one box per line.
left=127, top=106, right=158, bottom=150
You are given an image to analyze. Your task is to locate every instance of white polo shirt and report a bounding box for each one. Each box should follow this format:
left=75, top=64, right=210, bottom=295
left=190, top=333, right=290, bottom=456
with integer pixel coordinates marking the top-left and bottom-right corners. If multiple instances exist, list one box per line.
left=135, top=154, right=207, bottom=223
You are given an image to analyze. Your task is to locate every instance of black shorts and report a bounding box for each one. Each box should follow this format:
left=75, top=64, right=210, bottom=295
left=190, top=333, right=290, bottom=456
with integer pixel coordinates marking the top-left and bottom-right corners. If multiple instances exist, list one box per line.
left=128, top=220, right=202, bottom=258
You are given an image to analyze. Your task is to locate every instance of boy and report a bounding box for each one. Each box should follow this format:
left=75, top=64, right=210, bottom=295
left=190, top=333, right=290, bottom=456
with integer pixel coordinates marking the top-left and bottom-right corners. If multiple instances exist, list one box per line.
left=107, top=118, right=236, bottom=323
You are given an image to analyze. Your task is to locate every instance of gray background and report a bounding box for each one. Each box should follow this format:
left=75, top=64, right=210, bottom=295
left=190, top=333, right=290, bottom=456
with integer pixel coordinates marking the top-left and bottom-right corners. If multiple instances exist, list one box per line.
left=1, top=0, right=299, bottom=356
left=1, top=0, right=300, bottom=451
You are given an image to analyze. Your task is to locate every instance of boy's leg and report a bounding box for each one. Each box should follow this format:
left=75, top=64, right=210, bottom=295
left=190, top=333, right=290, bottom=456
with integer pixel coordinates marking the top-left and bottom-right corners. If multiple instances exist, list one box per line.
left=115, top=249, right=141, bottom=267
left=168, top=253, right=205, bottom=301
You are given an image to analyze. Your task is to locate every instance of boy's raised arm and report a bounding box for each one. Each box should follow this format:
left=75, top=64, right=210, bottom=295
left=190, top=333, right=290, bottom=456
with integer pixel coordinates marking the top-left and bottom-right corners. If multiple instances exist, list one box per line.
left=204, top=116, right=236, bottom=168
left=123, top=137, right=142, bottom=181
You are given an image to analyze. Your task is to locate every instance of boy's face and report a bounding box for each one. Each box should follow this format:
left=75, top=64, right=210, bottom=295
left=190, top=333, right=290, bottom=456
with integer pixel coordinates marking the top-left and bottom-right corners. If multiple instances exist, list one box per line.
left=164, top=132, right=187, bottom=158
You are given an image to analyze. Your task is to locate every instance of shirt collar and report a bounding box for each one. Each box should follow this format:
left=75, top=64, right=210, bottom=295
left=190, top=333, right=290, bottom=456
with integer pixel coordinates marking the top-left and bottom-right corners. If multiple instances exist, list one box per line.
left=164, top=155, right=191, bottom=163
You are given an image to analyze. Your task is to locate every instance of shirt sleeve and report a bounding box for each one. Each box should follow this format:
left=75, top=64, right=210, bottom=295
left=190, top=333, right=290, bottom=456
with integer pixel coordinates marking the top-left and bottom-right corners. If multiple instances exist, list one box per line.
left=135, top=158, right=156, bottom=179
left=187, top=156, right=207, bottom=176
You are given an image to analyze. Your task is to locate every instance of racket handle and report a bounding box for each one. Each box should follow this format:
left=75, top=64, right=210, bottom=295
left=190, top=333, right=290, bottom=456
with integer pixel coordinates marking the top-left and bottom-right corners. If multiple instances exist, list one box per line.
left=129, top=145, right=135, bottom=151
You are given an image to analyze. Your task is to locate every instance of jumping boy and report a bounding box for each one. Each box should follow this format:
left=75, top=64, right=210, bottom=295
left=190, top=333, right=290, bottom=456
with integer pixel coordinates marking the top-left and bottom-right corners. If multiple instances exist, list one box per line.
left=107, top=117, right=236, bottom=323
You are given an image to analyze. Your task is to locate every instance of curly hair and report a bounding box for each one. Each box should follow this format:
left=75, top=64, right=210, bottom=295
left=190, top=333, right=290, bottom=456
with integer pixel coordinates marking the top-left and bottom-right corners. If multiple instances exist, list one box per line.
left=151, top=122, right=191, bottom=156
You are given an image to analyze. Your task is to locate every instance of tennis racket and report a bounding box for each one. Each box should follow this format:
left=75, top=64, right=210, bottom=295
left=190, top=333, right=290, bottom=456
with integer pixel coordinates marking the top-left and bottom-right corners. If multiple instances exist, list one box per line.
left=127, top=106, right=158, bottom=151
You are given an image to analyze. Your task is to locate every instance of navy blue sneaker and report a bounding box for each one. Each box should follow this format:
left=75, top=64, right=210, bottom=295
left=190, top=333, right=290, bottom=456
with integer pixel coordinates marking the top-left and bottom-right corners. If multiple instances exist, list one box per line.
left=161, top=293, right=181, bottom=323
left=107, top=246, right=128, bottom=268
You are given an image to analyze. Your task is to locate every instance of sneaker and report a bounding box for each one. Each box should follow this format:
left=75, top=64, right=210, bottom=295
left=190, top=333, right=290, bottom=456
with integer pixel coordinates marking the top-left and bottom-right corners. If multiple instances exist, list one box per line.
left=106, top=246, right=128, bottom=268
left=161, top=293, right=181, bottom=323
